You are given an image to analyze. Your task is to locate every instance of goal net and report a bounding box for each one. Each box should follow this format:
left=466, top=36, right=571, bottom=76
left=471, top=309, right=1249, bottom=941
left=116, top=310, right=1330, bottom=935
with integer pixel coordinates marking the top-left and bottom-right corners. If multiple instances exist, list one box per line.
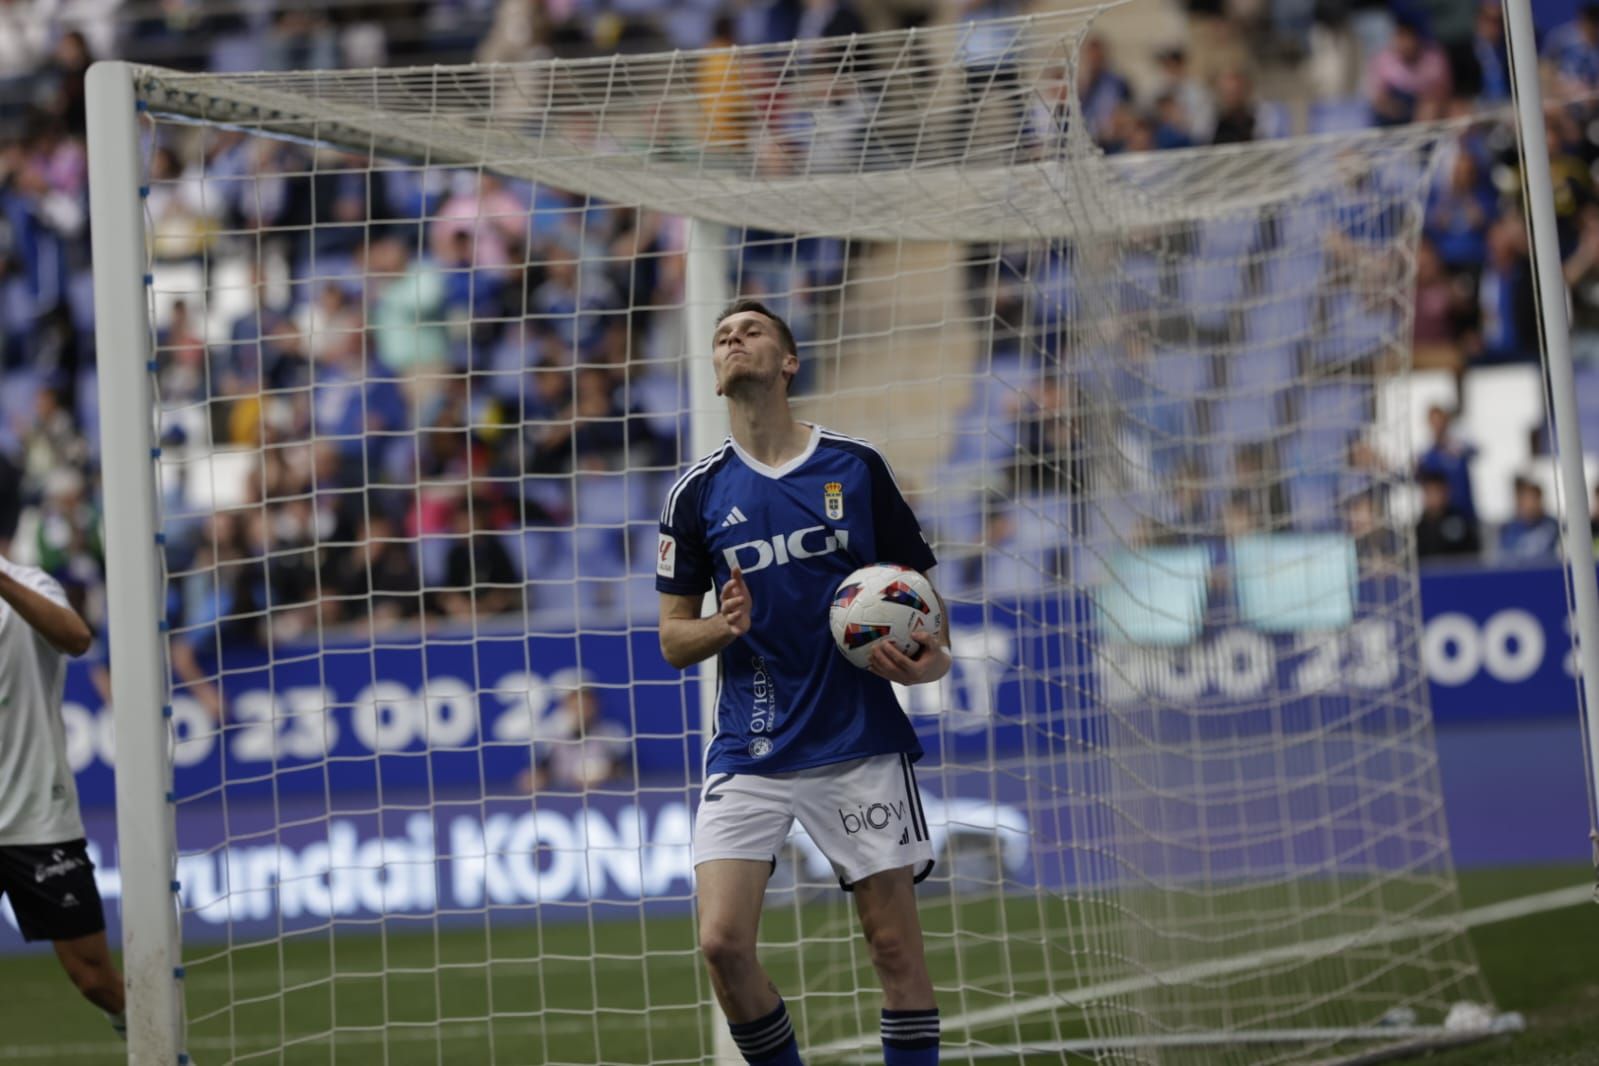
left=89, top=7, right=1492, bottom=1064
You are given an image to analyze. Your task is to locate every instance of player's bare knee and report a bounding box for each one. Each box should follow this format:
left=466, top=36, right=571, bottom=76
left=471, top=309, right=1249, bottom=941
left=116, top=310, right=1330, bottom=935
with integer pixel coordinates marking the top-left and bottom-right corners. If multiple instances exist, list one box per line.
left=699, top=926, right=756, bottom=975
left=865, top=925, right=914, bottom=976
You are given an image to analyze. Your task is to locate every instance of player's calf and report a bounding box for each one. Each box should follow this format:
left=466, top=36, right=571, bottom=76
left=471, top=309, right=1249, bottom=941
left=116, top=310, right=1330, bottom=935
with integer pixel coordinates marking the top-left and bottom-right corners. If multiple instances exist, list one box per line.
left=699, top=929, right=804, bottom=1064
left=53, top=931, right=125, bottom=1015
left=865, top=928, right=939, bottom=1066
left=853, top=867, right=939, bottom=1063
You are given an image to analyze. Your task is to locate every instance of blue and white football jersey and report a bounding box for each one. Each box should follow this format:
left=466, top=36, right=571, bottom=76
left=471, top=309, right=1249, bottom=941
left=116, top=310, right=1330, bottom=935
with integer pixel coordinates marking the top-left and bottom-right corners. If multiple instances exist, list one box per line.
left=657, top=424, right=938, bottom=775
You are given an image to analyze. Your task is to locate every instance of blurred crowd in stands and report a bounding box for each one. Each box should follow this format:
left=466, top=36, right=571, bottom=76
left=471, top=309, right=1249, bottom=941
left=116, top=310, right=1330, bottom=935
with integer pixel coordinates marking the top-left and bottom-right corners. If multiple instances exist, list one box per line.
left=0, top=0, right=1597, bottom=666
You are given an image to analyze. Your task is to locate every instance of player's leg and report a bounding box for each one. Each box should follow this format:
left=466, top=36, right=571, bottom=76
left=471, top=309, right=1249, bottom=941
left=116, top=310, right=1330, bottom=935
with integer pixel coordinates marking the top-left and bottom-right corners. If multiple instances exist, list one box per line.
left=53, top=930, right=126, bottom=1015
left=696, top=858, right=781, bottom=1020
left=792, top=754, right=940, bottom=1064
left=0, top=841, right=127, bottom=1036
left=853, top=866, right=939, bottom=1064
left=693, top=772, right=805, bottom=1065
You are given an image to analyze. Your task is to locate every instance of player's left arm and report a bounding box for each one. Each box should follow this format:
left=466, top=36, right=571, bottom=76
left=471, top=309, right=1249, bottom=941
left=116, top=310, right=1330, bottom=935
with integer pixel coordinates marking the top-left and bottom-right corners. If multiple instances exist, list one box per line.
left=860, top=449, right=950, bottom=686
left=0, top=562, right=93, bottom=657
left=867, top=569, right=951, bottom=686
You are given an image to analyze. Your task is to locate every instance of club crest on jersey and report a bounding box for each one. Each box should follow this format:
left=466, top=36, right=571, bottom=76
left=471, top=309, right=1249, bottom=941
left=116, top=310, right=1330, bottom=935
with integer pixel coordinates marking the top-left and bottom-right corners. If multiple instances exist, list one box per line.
left=843, top=622, right=892, bottom=649
left=748, top=737, right=773, bottom=758
left=823, top=481, right=844, bottom=520
left=880, top=581, right=930, bottom=614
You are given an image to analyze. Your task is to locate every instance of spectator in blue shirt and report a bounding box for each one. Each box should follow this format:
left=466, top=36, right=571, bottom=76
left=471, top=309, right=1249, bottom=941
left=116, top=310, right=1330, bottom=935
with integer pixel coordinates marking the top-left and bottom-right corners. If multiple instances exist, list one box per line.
left=1500, top=476, right=1561, bottom=560
left=1078, top=35, right=1132, bottom=144
left=1151, top=95, right=1195, bottom=150
left=1415, top=404, right=1478, bottom=522
left=1474, top=214, right=1538, bottom=364
left=1546, top=4, right=1599, bottom=95
left=1425, top=151, right=1495, bottom=275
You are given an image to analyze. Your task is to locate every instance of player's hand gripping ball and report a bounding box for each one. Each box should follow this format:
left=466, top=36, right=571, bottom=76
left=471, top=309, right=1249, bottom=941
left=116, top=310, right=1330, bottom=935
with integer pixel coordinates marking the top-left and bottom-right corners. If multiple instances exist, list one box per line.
left=829, top=564, right=942, bottom=670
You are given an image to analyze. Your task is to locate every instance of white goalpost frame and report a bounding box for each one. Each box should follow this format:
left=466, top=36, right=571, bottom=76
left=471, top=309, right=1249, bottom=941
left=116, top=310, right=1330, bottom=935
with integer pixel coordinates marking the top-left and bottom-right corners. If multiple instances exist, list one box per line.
left=1503, top=0, right=1599, bottom=877
left=85, top=60, right=186, bottom=1064
left=683, top=219, right=739, bottom=1064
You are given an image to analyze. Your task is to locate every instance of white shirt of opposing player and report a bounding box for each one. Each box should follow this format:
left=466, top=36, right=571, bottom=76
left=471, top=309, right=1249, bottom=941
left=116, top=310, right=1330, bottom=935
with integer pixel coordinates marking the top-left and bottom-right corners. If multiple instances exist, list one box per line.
left=0, top=557, right=85, bottom=846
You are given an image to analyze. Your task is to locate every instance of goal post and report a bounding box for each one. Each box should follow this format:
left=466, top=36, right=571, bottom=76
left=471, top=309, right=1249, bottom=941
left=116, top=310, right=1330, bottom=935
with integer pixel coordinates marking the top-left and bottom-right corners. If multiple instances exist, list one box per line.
left=86, top=9, right=1505, bottom=1063
left=683, top=217, right=735, bottom=1065
left=85, top=60, right=185, bottom=1066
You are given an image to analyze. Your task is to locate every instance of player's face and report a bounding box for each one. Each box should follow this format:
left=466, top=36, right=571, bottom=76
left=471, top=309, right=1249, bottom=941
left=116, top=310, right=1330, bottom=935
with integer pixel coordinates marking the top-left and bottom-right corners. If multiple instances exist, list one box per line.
left=712, top=311, right=797, bottom=398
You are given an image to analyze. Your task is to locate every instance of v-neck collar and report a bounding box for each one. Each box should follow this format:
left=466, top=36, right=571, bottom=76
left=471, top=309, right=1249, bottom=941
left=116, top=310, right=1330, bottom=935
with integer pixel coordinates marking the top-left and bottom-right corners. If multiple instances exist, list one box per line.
left=728, top=422, right=821, bottom=480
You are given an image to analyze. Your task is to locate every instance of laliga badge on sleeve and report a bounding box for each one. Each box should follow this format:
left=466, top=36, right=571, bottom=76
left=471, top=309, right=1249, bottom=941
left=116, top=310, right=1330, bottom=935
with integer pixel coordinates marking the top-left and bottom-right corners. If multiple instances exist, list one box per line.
left=657, top=533, right=677, bottom=578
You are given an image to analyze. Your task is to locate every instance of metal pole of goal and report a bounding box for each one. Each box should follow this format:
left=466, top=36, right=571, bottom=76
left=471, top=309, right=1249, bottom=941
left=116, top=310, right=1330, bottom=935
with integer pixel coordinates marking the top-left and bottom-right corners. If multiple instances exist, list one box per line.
left=1503, top=0, right=1599, bottom=888
left=683, top=218, right=741, bottom=1063
left=86, top=61, right=185, bottom=1063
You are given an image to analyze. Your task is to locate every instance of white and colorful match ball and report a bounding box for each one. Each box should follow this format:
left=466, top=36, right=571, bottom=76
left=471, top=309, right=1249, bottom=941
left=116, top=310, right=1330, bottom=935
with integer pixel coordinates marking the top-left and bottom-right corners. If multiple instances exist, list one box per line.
left=829, top=564, right=942, bottom=670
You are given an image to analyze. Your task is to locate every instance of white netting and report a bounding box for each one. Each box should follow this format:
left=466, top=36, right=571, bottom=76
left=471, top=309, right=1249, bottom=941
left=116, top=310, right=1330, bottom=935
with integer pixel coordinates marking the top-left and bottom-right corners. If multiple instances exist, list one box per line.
left=108, top=8, right=1491, bottom=1064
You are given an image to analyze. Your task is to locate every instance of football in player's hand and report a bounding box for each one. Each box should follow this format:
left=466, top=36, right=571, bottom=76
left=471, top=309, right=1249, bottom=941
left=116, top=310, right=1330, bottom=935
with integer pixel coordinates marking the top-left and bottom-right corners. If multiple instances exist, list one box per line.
left=828, top=564, right=942, bottom=670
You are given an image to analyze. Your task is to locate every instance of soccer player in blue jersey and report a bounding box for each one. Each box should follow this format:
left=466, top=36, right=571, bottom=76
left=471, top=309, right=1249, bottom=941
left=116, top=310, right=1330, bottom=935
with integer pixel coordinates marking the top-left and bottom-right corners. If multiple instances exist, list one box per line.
left=657, top=300, right=949, bottom=1066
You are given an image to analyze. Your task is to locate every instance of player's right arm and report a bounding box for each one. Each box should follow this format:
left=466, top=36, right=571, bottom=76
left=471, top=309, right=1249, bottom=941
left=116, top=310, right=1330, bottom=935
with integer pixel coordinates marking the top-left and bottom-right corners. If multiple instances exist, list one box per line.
left=0, top=561, right=92, bottom=657
left=658, top=568, right=750, bottom=670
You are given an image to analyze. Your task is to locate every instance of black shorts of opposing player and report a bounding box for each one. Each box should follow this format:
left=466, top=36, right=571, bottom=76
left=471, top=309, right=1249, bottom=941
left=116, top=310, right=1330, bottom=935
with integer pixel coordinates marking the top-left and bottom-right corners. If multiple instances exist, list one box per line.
left=0, top=840, right=107, bottom=942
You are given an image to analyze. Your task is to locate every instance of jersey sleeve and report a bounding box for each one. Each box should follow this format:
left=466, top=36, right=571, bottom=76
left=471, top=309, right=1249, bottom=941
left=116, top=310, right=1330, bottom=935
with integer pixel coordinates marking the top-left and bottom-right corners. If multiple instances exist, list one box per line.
left=865, top=451, right=937, bottom=573
left=656, top=477, right=714, bottom=596
left=0, top=557, right=70, bottom=609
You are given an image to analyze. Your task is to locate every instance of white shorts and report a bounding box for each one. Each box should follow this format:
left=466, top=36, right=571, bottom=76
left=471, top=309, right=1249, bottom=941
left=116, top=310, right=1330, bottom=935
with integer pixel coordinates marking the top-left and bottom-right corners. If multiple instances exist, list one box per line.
left=693, top=753, right=935, bottom=890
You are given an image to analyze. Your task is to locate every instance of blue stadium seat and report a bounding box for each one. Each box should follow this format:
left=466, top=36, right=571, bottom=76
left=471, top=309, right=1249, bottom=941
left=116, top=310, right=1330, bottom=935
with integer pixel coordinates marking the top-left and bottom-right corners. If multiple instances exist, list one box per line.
left=1277, top=199, right=1333, bottom=249
left=1287, top=473, right=1341, bottom=530
left=575, top=576, right=627, bottom=627
left=624, top=573, right=659, bottom=625
left=1012, top=493, right=1075, bottom=551
left=1130, top=392, right=1194, bottom=443
left=518, top=527, right=577, bottom=582
left=1119, top=252, right=1163, bottom=315
left=76, top=368, right=101, bottom=452
left=980, top=549, right=1038, bottom=598
left=1154, top=349, right=1213, bottom=398
left=1262, top=249, right=1324, bottom=299
left=1229, top=345, right=1299, bottom=392
left=964, top=370, right=1027, bottom=424
left=574, top=470, right=637, bottom=527
left=945, top=417, right=1019, bottom=472
left=67, top=270, right=95, bottom=334
left=1308, top=98, right=1371, bottom=135
left=1299, top=381, right=1372, bottom=434
left=420, top=534, right=454, bottom=587
left=923, top=490, right=985, bottom=549
left=1199, top=217, right=1260, bottom=262
left=986, top=351, right=1034, bottom=391
left=1031, top=252, right=1075, bottom=329
left=1181, top=260, right=1244, bottom=332
left=1283, top=425, right=1351, bottom=471
left=1315, top=294, right=1392, bottom=366
left=1246, top=298, right=1314, bottom=349
left=1, top=367, right=39, bottom=435
left=1257, top=101, right=1292, bottom=140
left=1209, top=394, right=1279, bottom=440
left=574, top=471, right=640, bottom=578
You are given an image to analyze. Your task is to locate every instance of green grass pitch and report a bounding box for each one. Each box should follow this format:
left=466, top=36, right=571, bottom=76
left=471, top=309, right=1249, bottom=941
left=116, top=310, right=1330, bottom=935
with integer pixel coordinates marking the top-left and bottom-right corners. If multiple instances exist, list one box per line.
left=2, top=865, right=1594, bottom=1064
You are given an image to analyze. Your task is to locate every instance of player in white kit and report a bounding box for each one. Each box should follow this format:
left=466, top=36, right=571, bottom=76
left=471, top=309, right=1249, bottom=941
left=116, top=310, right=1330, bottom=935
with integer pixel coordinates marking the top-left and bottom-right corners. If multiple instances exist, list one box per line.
left=0, top=556, right=127, bottom=1038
